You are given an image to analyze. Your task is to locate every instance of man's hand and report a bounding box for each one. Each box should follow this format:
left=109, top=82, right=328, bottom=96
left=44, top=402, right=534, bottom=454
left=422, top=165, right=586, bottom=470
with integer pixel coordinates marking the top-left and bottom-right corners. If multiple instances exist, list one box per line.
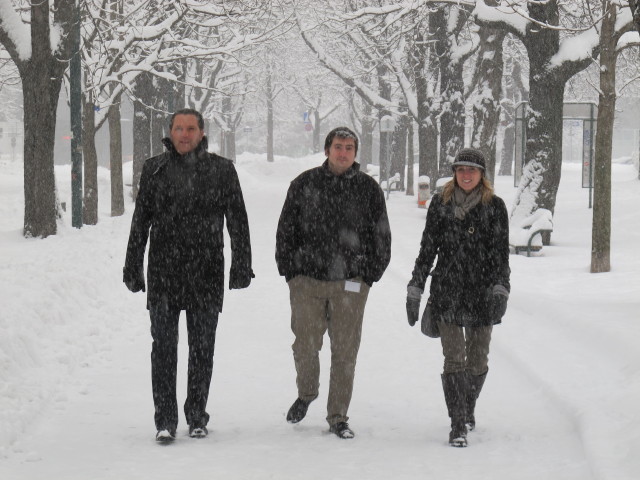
left=406, top=286, right=423, bottom=327
left=229, top=265, right=255, bottom=289
left=123, top=267, right=145, bottom=293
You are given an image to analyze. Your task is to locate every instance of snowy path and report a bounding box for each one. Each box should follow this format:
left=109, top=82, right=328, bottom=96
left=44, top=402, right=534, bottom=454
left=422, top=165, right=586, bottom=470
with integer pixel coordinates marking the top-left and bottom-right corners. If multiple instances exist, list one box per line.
left=1, top=155, right=638, bottom=479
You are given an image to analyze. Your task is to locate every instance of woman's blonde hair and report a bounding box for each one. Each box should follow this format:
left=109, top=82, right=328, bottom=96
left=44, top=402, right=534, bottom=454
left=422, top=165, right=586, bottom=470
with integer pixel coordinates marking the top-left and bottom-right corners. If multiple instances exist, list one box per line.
left=441, top=175, right=494, bottom=204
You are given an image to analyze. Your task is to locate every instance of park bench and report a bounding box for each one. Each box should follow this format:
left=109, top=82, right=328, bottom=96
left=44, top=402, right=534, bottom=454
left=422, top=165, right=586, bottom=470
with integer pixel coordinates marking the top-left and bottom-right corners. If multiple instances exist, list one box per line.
left=509, top=208, right=553, bottom=257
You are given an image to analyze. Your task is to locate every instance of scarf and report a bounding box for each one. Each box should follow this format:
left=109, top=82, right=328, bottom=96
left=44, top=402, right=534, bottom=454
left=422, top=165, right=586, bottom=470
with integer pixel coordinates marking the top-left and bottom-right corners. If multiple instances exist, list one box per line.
left=452, top=186, right=482, bottom=220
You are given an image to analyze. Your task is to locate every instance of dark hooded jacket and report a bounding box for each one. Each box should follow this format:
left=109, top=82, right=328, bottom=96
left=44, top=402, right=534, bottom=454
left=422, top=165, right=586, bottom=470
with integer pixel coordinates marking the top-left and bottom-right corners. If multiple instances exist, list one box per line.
left=408, top=191, right=510, bottom=326
left=124, top=137, right=253, bottom=312
left=276, top=160, right=391, bottom=286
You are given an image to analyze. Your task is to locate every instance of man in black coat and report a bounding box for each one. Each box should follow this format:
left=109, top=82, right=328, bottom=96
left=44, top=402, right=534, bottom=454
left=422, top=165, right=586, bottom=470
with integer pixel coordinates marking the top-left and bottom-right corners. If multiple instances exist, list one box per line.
left=276, top=126, right=391, bottom=439
left=123, top=108, right=253, bottom=443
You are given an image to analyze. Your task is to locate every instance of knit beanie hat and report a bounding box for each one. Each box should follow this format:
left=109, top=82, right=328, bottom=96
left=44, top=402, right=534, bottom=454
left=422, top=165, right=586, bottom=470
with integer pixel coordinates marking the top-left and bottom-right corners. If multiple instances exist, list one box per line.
left=451, top=148, right=486, bottom=171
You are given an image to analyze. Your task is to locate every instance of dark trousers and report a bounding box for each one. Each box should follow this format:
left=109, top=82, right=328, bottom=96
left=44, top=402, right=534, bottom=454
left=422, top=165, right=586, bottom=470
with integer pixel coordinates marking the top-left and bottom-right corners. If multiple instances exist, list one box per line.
left=149, top=303, right=219, bottom=431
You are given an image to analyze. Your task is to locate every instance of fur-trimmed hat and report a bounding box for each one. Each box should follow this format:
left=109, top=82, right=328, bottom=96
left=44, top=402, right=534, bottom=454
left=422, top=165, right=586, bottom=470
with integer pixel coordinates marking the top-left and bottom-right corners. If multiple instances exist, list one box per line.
left=452, top=148, right=486, bottom=171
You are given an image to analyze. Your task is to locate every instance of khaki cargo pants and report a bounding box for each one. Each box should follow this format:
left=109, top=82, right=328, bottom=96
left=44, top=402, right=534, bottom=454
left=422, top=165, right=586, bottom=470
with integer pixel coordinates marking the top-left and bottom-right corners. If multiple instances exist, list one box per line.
left=288, top=275, right=370, bottom=426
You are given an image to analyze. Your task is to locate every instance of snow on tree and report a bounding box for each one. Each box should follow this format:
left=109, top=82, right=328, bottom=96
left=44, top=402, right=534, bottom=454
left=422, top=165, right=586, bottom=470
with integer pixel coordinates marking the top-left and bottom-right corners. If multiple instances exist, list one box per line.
left=475, top=0, right=638, bottom=246
left=474, top=0, right=601, bottom=234
left=0, top=0, right=76, bottom=238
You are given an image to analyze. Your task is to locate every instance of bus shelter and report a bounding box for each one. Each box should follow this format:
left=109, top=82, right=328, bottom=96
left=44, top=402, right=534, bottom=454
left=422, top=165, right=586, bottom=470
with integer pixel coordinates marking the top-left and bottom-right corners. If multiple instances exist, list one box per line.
left=514, top=102, right=597, bottom=197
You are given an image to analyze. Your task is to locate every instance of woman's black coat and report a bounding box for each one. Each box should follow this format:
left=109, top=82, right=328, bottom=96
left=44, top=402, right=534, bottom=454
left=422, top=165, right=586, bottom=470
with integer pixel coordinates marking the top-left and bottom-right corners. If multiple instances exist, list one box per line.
left=408, top=192, right=510, bottom=326
left=124, top=138, right=253, bottom=312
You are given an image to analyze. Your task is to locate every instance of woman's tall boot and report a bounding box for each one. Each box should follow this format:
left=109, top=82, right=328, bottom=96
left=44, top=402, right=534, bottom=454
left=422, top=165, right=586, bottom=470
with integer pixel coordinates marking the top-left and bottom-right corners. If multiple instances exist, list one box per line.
left=465, top=370, right=487, bottom=431
left=441, top=372, right=468, bottom=447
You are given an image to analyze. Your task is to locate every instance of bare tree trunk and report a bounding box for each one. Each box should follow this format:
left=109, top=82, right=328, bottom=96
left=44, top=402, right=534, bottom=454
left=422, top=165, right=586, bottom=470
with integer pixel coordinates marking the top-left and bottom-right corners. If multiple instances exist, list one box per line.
left=510, top=0, right=593, bottom=234
left=406, top=120, right=415, bottom=196
left=417, top=14, right=440, bottom=181
left=499, top=58, right=526, bottom=176
left=226, top=129, right=237, bottom=162
left=108, top=103, right=125, bottom=217
left=438, top=53, right=465, bottom=178
left=433, top=8, right=466, bottom=179
left=360, top=103, right=374, bottom=170
left=470, top=4, right=506, bottom=183
left=132, top=73, right=153, bottom=200
left=266, top=65, right=274, bottom=162
left=107, top=0, right=124, bottom=217
left=391, top=110, right=409, bottom=190
left=22, top=65, right=58, bottom=237
left=499, top=123, right=515, bottom=176
left=377, top=64, right=392, bottom=183
left=312, top=110, right=321, bottom=153
left=219, top=130, right=226, bottom=157
left=82, top=92, right=99, bottom=225
left=151, top=110, right=165, bottom=156
left=630, top=0, right=640, bottom=33
left=12, top=0, right=74, bottom=237
left=410, top=29, right=432, bottom=179
left=591, top=2, right=617, bottom=273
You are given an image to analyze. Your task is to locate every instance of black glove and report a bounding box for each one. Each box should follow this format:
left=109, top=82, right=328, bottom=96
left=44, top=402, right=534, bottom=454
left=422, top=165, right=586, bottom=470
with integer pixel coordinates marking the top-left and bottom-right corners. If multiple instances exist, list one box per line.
left=491, top=285, right=509, bottom=323
left=229, top=265, right=254, bottom=289
left=123, top=266, right=145, bottom=293
left=406, top=286, right=423, bottom=327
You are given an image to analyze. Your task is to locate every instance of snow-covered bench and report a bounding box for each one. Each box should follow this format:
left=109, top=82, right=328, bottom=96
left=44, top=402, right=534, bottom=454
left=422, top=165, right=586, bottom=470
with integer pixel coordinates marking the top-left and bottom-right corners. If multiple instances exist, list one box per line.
left=380, top=172, right=401, bottom=191
left=509, top=209, right=553, bottom=257
left=435, top=176, right=452, bottom=195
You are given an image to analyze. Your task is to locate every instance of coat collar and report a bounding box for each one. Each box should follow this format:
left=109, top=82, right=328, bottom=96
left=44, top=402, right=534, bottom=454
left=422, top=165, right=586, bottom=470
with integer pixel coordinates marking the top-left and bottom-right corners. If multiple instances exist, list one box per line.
left=161, top=136, right=209, bottom=158
left=152, top=137, right=210, bottom=175
left=321, top=159, right=360, bottom=179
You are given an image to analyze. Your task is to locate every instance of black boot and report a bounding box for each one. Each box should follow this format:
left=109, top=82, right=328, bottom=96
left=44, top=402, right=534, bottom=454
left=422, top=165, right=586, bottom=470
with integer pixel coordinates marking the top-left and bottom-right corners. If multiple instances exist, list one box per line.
left=465, top=371, right=487, bottom=431
left=442, top=372, right=468, bottom=447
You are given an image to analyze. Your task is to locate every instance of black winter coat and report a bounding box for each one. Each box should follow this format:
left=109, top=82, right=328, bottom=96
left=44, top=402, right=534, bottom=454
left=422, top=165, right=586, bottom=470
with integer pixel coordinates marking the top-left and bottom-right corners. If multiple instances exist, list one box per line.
left=276, top=160, right=391, bottom=285
left=124, top=137, right=253, bottom=312
left=408, top=191, right=510, bottom=326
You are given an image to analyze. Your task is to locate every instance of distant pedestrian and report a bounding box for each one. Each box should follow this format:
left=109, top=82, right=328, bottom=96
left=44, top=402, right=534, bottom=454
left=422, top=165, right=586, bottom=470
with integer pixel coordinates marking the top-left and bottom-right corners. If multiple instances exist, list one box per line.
left=406, top=148, right=510, bottom=447
left=276, top=126, right=391, bottom=439
left=123, top=108, right=254, bottom=443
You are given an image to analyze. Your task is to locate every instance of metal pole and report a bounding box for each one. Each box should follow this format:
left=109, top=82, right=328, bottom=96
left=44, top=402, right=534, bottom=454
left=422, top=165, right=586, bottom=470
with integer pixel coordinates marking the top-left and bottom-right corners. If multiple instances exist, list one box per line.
left=70, top=0, right=83, bottom=228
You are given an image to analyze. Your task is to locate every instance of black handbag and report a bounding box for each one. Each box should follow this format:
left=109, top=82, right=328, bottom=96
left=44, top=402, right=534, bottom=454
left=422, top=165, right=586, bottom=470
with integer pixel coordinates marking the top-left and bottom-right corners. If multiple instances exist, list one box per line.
left=420, top=297, right=439, bottom=338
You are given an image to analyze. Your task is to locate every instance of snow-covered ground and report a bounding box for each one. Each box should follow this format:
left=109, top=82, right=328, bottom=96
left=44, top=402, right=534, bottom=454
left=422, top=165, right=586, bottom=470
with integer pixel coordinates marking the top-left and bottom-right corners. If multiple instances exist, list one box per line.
left=1, top=152, right=639, bottom=480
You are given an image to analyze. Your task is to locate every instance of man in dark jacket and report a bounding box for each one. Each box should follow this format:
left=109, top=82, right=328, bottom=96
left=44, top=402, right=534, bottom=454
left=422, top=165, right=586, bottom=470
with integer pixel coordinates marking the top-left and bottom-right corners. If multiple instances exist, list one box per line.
left=123, top=108, right=253, bottom=443
left=276, top=126, right=391, bottom=439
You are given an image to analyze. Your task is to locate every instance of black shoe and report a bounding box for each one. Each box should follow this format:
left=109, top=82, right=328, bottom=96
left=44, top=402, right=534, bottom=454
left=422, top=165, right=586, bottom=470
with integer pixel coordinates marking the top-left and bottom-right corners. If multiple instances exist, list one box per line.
left=286, top=398, right=310, bottom=424
left=189, top=425, right=208, bottom=438
left=155, top=429, right=176, bottom=443
left=329, top=422, right=355, bottom=439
